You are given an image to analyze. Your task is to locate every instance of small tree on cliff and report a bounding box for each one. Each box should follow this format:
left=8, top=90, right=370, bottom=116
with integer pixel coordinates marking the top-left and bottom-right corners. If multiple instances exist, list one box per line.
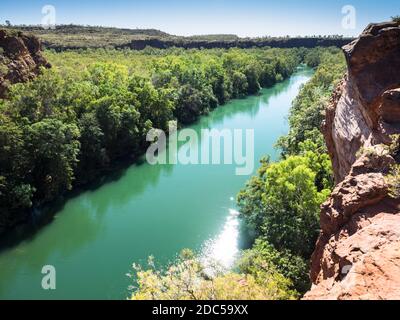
left=388, top=165, right=400, bottom=199
left=387, top=135, right=400, bottom=199
left=392, top=16, right=400, bottom=23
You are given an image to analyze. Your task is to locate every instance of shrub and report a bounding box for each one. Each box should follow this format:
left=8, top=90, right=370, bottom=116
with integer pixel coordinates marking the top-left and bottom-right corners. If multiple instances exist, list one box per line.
left=129, top=250, right=296, bottom=300
left=238, top=240, right=310, bottom=294
left=388, top=165, right=400, bottom=199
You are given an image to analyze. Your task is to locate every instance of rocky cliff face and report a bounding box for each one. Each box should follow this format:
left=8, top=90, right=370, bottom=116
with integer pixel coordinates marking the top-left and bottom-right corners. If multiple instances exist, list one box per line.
left=0, top=29, right=50, bottom=98
left=304, top=22, right=400, bottom=300
left=123, top=37, right=353, bottom=51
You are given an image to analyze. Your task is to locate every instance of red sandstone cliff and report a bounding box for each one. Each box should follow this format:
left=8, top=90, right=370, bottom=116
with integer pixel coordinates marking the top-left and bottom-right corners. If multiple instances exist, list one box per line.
left=0, top=29, right=50, bottom=98
left=304, top=22, right=400, bottom=300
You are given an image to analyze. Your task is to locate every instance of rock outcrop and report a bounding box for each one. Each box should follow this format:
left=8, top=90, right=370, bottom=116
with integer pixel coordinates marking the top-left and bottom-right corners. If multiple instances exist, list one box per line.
left=0, top=29, right=50, bottom=98
left=304, top=22, right=400, bottom=300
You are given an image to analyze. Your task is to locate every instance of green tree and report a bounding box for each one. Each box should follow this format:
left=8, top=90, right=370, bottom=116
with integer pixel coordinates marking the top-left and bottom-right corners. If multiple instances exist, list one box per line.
left=76, top=112, right=107, bottom=184
left=231, top=71, right=248, bottom=98
left=26, top=119, right=80, bottom=203
left=204, top=61, right=231, bottom=104
left=259, top=63, right=277, bottom=87
left=239, top=240, right=310, bottom=294
left=174, top=84, right=209, bottom=124
left=128, top=75, right=174, bottom=131
left=0, top=115, right=33, bottom=227
left=244, top=64, right=261, bottom=94
left=238, top=153, right=331, bottom=258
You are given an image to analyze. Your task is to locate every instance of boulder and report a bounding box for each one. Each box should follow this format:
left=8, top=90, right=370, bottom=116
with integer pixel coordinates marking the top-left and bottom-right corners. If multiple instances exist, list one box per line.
left=0, top=29, right=51, bottom=99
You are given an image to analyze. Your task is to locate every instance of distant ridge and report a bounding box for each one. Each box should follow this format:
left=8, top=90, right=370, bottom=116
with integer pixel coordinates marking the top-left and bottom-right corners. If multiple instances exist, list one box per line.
left=1, top=24, right=355, bottom=50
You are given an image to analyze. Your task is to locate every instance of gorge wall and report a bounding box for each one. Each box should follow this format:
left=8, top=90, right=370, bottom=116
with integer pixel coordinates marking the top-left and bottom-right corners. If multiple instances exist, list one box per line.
left=304, top=22, right=400, bottom=300
left=121, top=37, right=353, bottom=51
left=0, top=29, right=50, bottom=99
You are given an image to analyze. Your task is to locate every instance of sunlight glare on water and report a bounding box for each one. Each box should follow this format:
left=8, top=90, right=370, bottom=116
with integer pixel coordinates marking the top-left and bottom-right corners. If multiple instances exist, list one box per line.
left=201, top=207, right=241, bottom=274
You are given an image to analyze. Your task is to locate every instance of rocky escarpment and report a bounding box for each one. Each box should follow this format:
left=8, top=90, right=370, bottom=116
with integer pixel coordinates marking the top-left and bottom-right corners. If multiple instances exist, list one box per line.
left=0, top=29, right=51, bottom=98
left=122, top=37, right=353, bottom=51
left=304, top=22, right=400, bottom=300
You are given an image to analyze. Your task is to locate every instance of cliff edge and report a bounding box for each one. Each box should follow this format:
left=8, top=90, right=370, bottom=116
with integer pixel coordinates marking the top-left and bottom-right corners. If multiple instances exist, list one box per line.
left=0, top=29, right=50, bottom=99
left=304, top=22, right=400, bottom=300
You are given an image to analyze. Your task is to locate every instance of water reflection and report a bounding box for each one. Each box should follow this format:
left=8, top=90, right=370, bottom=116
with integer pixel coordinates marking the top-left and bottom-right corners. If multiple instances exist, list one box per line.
left=200, top=208, right=241, bottom=274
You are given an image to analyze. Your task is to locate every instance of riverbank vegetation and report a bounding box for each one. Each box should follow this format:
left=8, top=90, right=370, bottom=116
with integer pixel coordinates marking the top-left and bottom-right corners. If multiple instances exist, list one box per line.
left=129, top=47, right=346, bottom=299
left=0, top=47, right=300, bottom=232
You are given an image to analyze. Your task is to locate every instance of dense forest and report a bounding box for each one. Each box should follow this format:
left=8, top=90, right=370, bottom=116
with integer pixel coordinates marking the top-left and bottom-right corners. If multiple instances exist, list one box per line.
left=129, top=48, right=346, bottom=299
left=0, top=46, right=302, bottom=233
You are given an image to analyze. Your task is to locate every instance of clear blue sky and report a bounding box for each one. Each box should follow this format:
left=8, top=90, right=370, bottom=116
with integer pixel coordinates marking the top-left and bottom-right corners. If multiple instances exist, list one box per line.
left=0, top=0, right=398, bottom=37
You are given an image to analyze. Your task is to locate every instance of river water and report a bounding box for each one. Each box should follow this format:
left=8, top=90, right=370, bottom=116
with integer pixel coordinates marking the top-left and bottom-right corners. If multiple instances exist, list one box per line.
left=0, top=66, right=313, bottom=300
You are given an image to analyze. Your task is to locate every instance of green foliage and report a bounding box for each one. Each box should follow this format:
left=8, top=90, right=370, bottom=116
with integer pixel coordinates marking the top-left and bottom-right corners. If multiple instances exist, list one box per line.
left=388, top=134, right=400, bottom=161
left=26, top=119, right=80, bottom=202
left=231, top=71, right=248, bottom=98
left=130, top=250, right=296, bottom=300
left=0, top=61, right=8, bottom=76
left=75, top=113, right=107, bottom=184
left=298, top=139, right=334, bottom=190
left=387, top=165, right=400, bottom=199
left=238, top=149, right=331, bottom=258
left=387, top=135, right=400, bottom=198
left=0, top=114, right=33, bottom=227
left=175, top=84, right=212, bottom=124
left=238, top=240, right=310, bottom=294
left=277, top=48, right=345, bottom=156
